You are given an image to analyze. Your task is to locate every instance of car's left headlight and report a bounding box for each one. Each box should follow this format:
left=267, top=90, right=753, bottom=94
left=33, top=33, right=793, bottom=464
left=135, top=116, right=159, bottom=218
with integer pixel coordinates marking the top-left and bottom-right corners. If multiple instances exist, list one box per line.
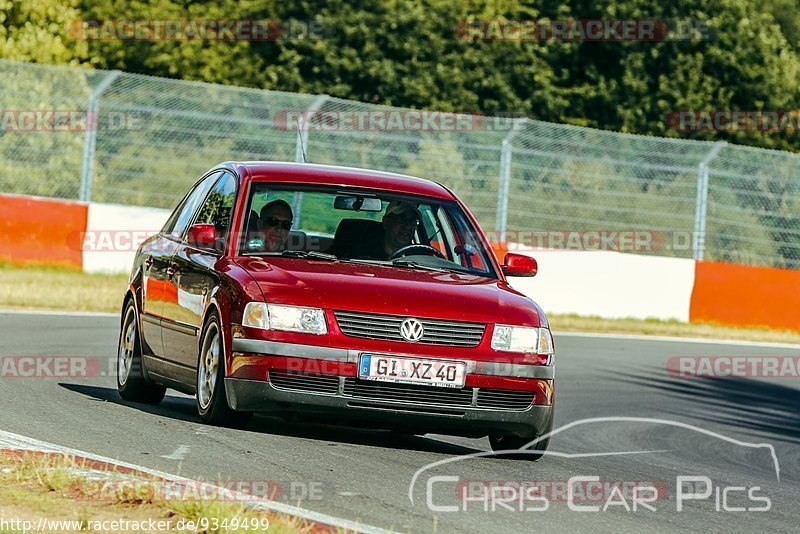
left=491, top=325, right=554, bottom=354
left=242, top=302, right=328, bottom=335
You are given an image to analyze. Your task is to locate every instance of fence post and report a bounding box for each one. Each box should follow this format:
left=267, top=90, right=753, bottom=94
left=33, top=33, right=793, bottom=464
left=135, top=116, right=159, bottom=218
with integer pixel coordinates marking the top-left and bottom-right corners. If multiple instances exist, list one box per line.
left=495, top=119, right=524, bottom=241
left=291, top=94, right=329, bottom=226
left=79, top=70, right=121, bottom=202
left=693, top=141, right=727, bottom=261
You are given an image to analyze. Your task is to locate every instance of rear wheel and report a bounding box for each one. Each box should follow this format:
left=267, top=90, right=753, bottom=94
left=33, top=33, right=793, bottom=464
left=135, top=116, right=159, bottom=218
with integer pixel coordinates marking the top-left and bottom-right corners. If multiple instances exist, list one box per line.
left=117, top=300, right=166, bottom=404
left=196, top=312, right=252, bottom=428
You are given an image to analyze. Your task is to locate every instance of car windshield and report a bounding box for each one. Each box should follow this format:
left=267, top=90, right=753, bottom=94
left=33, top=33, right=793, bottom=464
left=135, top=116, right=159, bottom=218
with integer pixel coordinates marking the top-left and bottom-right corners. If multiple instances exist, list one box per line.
left=240, top=184, right=498, bottom=279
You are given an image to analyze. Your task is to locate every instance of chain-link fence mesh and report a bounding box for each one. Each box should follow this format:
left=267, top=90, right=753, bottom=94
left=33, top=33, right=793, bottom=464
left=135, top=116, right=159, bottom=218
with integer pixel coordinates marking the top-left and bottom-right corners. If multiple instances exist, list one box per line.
left=1, top=59, right=798, bottom=269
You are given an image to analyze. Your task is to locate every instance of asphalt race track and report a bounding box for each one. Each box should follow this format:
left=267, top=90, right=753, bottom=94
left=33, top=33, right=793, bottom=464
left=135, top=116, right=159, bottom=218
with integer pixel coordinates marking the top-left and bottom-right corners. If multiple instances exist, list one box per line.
left=0, top=311, right=798, bottom=533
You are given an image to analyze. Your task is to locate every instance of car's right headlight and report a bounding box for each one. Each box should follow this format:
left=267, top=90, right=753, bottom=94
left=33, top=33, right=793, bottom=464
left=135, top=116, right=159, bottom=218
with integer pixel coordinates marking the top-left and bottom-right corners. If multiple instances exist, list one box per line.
left=242, top=302, right=328, bottom=335
left=491, top=325, right=554, bottom=355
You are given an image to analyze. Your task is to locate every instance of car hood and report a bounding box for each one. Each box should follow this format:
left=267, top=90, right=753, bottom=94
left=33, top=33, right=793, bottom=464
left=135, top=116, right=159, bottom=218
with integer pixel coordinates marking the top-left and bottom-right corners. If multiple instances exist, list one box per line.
left=235, top=257, right=544, bottom=326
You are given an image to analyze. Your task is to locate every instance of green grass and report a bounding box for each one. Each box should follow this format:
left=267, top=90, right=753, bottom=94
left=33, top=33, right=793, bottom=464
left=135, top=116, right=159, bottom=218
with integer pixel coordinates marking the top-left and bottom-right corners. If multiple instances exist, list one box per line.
left=0, top=260, right=129, bottom=313
left=0, top=452, right=323, bottom=533
left=1, top=262, right=798, bottom=344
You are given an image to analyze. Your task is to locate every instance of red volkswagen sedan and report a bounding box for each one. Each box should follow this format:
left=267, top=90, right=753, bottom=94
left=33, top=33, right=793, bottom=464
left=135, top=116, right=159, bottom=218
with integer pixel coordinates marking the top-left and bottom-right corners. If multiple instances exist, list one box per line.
left=117, top=162, right=555, bottom=458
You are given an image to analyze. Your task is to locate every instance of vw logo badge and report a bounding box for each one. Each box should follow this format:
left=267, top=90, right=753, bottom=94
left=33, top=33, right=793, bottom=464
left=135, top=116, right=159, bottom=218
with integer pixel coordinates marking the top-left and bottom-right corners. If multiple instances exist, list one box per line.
left=399, top=318, right=424, bottom=342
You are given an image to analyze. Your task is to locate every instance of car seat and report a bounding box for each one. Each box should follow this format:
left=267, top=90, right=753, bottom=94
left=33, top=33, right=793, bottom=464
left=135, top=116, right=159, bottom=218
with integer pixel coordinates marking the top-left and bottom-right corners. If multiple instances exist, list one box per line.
left=331, top=219, right=385, bottom=259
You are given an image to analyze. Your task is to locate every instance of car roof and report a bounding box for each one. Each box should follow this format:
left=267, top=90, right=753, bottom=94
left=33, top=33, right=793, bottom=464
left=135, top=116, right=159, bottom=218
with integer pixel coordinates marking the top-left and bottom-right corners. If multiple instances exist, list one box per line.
left=221, top=161, right=456, bottom=200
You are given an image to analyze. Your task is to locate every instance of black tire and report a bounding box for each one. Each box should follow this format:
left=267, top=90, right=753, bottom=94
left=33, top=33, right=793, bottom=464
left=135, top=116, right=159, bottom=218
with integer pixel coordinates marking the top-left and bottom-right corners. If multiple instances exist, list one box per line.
left=196, top=312, right=252, bottom=428
left=489, top=403, right=554, bottom=461
left=489, top=433, right=550, bottom=461
left=117, top=299, right=166, bottom=404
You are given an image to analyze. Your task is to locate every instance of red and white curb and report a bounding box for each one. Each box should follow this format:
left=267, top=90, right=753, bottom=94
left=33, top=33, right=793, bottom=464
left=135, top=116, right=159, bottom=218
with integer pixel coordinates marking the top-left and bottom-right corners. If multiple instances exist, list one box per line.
left=0, top=429, right=393, bottom=534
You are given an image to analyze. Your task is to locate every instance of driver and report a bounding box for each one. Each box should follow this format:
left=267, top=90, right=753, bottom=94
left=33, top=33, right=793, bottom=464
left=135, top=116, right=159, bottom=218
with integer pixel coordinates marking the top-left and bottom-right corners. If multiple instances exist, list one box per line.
left=257, top=200, right=293, bottom=252
left=381, top=201, right=420, bottom=258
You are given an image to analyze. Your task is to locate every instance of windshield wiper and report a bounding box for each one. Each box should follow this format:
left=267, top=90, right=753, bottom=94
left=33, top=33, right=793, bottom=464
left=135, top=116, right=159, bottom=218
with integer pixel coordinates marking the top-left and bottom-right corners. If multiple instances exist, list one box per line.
left=390, top=259, right=451, bottom=273
left=280, top=250, right=339, bottom=261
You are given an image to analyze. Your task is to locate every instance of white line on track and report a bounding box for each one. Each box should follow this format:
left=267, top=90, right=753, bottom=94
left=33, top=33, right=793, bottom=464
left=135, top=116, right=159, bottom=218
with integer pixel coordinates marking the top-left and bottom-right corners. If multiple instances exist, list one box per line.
left=1, top=309, right=798, bottom=348
left=0, top=429, right=394, bottom=534
left=556, top=331, right=800, bottom=349
left=0, top=309, right=117, bottom=318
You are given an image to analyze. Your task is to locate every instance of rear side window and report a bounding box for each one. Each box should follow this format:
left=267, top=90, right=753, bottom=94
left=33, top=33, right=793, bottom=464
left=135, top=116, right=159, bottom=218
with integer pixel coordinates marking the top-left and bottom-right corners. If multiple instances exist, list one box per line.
left=162, top=171, right=221, bottom=237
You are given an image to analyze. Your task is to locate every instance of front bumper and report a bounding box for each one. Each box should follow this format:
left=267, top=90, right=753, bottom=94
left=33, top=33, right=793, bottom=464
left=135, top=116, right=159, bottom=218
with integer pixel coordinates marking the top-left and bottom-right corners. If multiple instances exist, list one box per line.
left=231, top=338, right=554, bottom=381
left=225, top=377, right=553, bottom=438
left=227, top=337, right=554, bottom=438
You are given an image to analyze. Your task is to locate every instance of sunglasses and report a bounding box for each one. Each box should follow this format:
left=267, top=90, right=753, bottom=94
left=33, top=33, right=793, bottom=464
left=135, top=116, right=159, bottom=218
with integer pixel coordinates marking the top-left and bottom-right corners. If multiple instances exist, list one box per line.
left=262, top=216, right=292, bottom=230
left=388, top=214, right=420, bottom=226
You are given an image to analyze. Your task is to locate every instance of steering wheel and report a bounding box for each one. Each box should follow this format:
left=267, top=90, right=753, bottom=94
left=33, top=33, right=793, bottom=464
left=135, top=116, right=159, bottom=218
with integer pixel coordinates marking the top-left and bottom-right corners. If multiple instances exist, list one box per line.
left=388, top=244, right=446, bottom=260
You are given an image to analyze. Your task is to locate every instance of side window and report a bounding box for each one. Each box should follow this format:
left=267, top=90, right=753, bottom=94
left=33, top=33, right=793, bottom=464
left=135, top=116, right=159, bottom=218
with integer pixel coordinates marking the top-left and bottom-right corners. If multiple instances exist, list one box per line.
left=449, top=209, right=491, bottom=273
left=418, top=205, right=437, bottom=238
left=163, top=172, right=221, bottom=238
left=418, top=205, right=450, bottom=260
left=194, top=172, right=237, bottom=236
left=434, top=208, right=460, bottom=263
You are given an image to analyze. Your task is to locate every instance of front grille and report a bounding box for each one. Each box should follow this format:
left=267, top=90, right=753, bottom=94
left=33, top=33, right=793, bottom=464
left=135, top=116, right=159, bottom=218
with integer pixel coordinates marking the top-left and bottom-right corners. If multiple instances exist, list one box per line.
left=334, top=311, right=485, bottom=347
left=269, top=370, right=339, bottom=395
left=476, top=389, right=535, bottom=410
left=268, top=371, right=535, bottom=411
left=343, top=379, right=534, bottom=411
left=343, top=378, right=474, bottom=407
left=346, top=401, right=466, bottom=416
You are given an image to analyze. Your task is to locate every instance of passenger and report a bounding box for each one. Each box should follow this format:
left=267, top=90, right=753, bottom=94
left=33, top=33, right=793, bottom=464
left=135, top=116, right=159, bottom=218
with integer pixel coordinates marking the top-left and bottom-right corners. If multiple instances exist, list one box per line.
left=257, top=200, right=293, bottom=252
left=381, top=201, right=420, bottom=258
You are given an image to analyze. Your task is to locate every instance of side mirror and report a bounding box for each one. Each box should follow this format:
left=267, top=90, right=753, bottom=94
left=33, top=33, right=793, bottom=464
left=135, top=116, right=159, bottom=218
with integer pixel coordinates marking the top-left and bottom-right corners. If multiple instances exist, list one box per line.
left=502, top=252, right=537, bottom=277
left=186, top=223, right=218, bottom=249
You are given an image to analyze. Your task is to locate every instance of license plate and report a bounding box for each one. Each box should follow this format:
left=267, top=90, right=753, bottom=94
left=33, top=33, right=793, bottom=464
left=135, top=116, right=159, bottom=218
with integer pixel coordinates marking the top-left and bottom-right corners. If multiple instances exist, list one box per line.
left=358, top=354, right=466, bottom=388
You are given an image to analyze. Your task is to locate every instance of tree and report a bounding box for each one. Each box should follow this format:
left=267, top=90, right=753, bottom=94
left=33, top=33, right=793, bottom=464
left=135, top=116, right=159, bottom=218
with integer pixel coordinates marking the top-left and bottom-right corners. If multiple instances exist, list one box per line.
left=72, top=0, right=800, bottom=152
left=0, top=0, right=94, bottom=64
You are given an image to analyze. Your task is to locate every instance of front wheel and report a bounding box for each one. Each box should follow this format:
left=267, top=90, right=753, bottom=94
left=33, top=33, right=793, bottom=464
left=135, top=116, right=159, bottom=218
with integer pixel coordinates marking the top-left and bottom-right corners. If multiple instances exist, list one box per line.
left=117, top=300, right=166, bottom=404
left=489, top=434, right=550, bottom=461
left=196, top=312, right=252, bottom=428
left=489, top=404, right=554, bottom=461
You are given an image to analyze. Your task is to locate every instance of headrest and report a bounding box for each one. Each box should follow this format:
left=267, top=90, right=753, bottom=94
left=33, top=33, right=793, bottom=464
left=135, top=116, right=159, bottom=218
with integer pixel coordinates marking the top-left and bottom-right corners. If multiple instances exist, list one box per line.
left=332, top=219, right=384, bottom=258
